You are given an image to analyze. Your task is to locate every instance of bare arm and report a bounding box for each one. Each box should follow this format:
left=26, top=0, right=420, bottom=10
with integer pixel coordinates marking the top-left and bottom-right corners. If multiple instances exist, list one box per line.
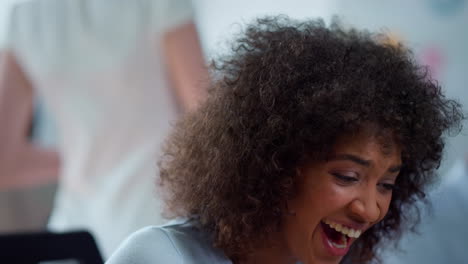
left=163, top=22, right=209, bottom=112
left=0, top=51, right=60, bottom=190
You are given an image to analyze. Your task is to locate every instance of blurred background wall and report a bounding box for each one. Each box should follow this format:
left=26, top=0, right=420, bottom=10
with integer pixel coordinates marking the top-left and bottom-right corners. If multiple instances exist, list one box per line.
left=0, top=0, right=466, bottom=241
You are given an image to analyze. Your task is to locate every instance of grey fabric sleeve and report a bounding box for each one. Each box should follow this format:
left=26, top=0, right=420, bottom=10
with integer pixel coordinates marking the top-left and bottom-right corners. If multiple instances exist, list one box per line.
left=106, top=227, right=183, bottom=264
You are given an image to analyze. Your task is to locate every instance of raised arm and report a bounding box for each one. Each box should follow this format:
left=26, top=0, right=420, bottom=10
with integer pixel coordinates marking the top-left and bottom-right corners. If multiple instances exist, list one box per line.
left=0, top=51, right=60, bottom=190
left=163, top=22, right=209, bottom=112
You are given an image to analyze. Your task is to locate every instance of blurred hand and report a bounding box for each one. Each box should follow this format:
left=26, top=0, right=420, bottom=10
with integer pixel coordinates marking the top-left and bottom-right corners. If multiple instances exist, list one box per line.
left=0, top=51, right=60, bottom=190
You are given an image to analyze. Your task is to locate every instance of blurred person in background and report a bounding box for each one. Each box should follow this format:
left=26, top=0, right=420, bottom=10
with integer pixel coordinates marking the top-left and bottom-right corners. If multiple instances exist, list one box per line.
left=0, top=0, right=208, bottom=258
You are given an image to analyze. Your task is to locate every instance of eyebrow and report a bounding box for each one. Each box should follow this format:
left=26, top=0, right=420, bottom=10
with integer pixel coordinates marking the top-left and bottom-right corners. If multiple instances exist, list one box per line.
left=329, top=154, right=402, bottom=173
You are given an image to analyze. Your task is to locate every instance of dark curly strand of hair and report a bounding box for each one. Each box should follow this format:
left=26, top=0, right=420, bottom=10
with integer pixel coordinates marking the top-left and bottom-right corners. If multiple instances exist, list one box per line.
left=158, top=16, right=463, bottom=263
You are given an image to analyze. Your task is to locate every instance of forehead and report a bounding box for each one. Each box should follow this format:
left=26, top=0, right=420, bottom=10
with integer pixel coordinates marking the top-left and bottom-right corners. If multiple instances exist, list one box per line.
left=331, top=129, right=401, bottom=158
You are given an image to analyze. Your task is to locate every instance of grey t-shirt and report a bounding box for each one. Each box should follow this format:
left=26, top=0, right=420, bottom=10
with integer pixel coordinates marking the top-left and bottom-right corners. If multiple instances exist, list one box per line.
left=106, top=219, right=232, bottom=264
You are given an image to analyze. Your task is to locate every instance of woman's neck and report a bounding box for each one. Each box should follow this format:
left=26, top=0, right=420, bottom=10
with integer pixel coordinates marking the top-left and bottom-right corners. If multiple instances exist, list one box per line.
left=243, top=248, right=297, bottom=264
left=242, top=233, right=298, bottom=264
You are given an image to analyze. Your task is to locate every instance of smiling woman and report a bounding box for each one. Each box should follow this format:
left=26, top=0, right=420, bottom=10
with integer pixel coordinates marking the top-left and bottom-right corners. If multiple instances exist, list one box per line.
left=286, top=130, right=402, bottom=262
left=106, top=16, right=463, bottom=264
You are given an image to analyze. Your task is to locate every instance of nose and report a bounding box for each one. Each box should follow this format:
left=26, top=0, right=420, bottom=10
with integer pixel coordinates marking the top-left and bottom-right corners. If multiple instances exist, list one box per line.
left=348, top=189, right=381, bottom=224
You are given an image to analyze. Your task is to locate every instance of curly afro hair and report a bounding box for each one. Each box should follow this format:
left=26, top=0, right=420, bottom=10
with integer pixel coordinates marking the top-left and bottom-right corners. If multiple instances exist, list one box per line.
left=158, top=16, right=463, bottom=263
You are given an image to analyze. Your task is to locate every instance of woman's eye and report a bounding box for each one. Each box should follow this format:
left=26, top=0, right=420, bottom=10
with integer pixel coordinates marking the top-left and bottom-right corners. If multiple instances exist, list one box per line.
left=331, top=173, right=358, bottom=183
left=378, top=183, right=396, bottom=192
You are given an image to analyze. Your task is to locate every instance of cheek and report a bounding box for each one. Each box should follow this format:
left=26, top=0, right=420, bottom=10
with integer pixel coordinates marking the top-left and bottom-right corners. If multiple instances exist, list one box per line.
left=284, top=182, right=358, bottom=261
left=378, top=195, right=393, bottom=218
left=310, top=183, right=356, bottom=210
left=292, top=182, right=355, bottom=223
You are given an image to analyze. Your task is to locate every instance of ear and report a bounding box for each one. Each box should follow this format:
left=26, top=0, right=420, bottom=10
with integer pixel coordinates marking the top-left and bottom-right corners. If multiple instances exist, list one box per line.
left=280, top=168, right=305, bottom=216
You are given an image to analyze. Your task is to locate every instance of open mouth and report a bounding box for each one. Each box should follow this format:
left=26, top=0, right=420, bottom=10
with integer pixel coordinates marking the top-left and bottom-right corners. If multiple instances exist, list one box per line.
left=319, top=220, right=361, bottom=256
left=321, top=221, right=350, bottom=248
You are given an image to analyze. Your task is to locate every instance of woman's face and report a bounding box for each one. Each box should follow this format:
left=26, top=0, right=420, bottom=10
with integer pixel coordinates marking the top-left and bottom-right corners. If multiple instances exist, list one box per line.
left=282, top=132, right=401, bottom=264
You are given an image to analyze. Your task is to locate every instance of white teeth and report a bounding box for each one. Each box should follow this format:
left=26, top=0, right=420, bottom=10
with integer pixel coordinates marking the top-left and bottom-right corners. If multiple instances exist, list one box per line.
left=342, top=226, right=349, bottom=234
left=334, top=224, right=341, bottom=232
left=323, top=219, right=362, bottom=238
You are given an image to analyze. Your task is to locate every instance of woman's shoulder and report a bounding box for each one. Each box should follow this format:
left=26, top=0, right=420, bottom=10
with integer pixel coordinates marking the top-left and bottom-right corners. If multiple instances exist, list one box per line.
left=106, top=219, right=231, bottom=264
left=106, top=224, right=184, bottom=264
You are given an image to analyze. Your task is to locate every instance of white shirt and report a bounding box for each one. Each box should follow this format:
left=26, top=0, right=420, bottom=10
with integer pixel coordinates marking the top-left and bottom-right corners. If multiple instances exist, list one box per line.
left=4, top=0, right=193, bottom=258
left=107, top=219, right=232, bottom=264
